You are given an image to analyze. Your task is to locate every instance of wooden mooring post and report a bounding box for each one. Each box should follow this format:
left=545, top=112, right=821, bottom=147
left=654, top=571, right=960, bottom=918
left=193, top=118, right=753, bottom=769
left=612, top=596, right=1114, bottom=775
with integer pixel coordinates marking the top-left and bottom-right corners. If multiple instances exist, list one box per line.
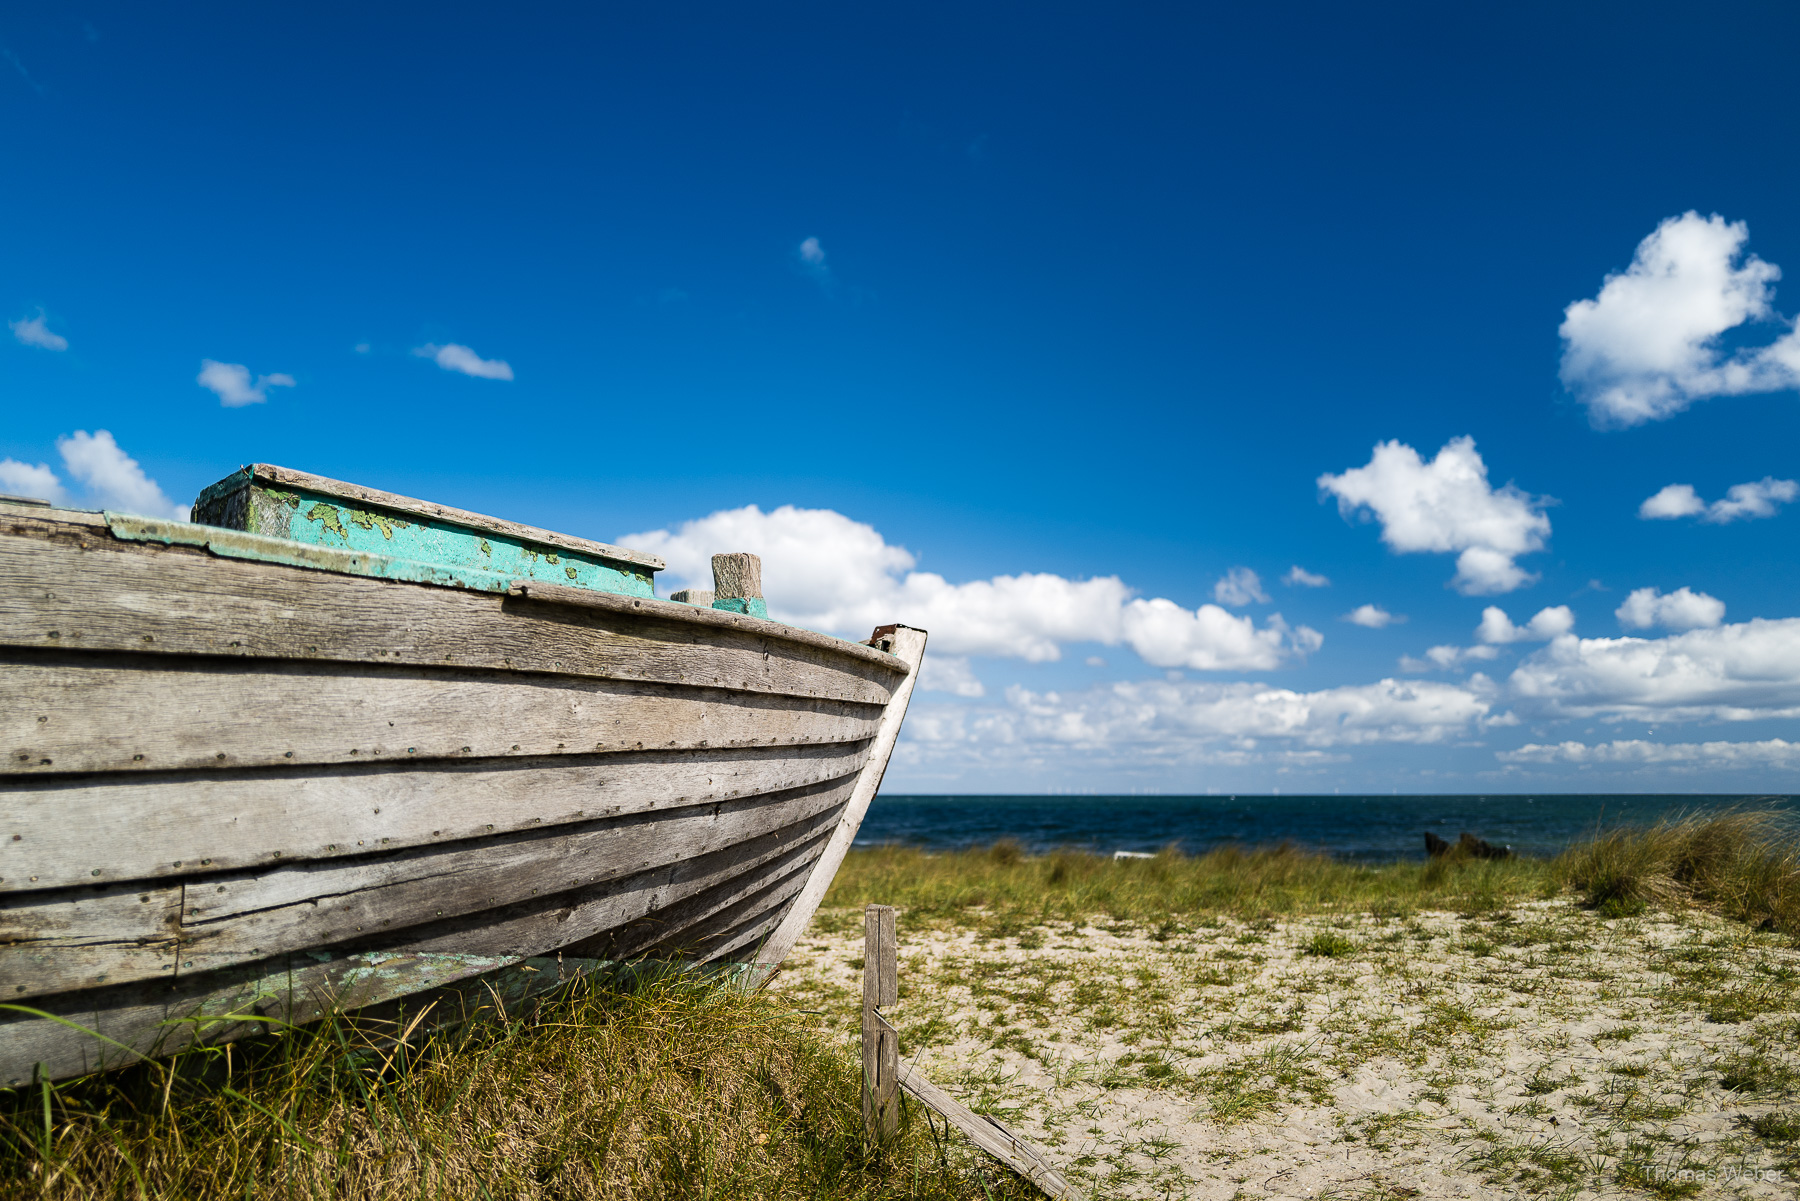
left=859, top=903, right=1084, bottom=1200
left=861, top=903, right=900, bottom=1141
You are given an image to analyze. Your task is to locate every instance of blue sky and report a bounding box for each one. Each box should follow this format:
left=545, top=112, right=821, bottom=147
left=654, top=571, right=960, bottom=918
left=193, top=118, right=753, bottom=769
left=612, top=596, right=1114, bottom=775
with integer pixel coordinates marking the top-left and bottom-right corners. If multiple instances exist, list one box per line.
left=6, top=2, right=1800, bottom=793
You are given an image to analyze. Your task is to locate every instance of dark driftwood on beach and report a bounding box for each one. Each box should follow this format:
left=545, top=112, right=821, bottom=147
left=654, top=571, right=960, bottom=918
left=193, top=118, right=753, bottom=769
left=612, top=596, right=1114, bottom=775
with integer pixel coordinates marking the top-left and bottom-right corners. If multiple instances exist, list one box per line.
left=1424, top=831, right=1512, bottom=860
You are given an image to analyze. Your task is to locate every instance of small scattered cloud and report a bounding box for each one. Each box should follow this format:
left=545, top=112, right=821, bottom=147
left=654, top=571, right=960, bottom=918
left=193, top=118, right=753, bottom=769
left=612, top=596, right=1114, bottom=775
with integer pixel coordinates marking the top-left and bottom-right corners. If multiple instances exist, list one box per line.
left=197, top=360, right=296, bottom=407
left=353, top=342, right=372, bottom=355
left=1402, top=644, right=1501, bottom=672
left=1212, top=566, right=1269, bottom=607
left=1283, top=565, right=1330, bottom=588
left=1560, top=212, right=1800, bottom=427
left=918, top=655, right=985, bottom=697
left=0, top=458, right=69, bottom=504
left=1640, top=478, right=1796, bottom=523
left=1344, top=604, right=1404, bottom=629
left=10, top=310, right=67, bottom=351
left=1085, top=656, right=1106, bottom=668
left=1476, top=605, right=1575, bottom=644
left=1615, top=586, right=1724, bottom=632
left=2, top=47, right=44, bottom=94
left=412, top=342, right=514, bottom=381
left=1319, top=437, right=1553, bottom=595
left=796, top=237, right=832, bottom=289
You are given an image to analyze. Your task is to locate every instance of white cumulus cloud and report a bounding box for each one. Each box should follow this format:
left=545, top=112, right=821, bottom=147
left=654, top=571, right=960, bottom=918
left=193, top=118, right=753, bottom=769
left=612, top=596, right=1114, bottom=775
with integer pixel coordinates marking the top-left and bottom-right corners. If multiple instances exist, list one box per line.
left=1640, top=478, right=1797, bottom=523
left=1559, top=212, right=1800, bottom=427
left=798, top=237, right=825, bottom=266
left=1476, top=605, right=1575, bottom=644
left=902, top=676, right=1493, bottom=770
left=1344, top=604, right=1403, bottom=628
left=10, top=310, right=68, bottom=351
left=197, top=360, right=296, bottom=407
left=1614, top=586, right=1724, bottom=632
left=1499, top=738, right=1800, bottom=767
left=0, top=458, right=69, bottom=504
left=1283, top=565, right=1330, bottom=587
left=621, top=504, right=1320, bottom=670
left=46, top=430, right=185, bottom=518
left=1319, top=437, right=1552, bottom=595
left=1213, top=566, right=1269, bottom=606
left=918, top=655, right=985, bottom=698
left=412, top=343, right=514, bottom=381
left=1508, top=618, right=1800, bottom=722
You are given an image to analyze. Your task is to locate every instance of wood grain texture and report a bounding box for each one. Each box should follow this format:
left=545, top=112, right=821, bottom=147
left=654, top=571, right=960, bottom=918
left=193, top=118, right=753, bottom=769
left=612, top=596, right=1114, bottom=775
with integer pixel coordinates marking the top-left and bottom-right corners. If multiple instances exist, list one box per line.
left=711, top=553, right=762, bottom=600
left=862, top=904, right=900, bottom=1140
left=2, top=741, right=868, bottom=893
left=1, top=777, right=854, bottom=997
left=898, top=1066, right=1085, bottom=1200
left=0, top=530, right=902, bottom=704
left=1, top=651, right=881, bottom=781
left=242, top=464, right=667, bottom=571
left=750, top=625, right=928, bottom=983
left=0, top=810, right=840, bottom=1084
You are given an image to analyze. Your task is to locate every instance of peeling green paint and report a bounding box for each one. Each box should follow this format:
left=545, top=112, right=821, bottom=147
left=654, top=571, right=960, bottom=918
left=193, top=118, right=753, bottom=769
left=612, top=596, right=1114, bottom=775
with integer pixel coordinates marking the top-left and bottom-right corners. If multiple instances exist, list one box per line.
left=348, top=508, right=412, bottom=540
left=190, top=474, right=665, bottom=602
left=305, top=502, right=347, bottom=541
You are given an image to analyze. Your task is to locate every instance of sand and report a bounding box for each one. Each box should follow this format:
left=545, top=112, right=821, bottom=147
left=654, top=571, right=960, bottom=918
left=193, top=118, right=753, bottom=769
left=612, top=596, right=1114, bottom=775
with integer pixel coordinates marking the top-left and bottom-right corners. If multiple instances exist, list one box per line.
left=770, top=900, right=1800, bottom=1199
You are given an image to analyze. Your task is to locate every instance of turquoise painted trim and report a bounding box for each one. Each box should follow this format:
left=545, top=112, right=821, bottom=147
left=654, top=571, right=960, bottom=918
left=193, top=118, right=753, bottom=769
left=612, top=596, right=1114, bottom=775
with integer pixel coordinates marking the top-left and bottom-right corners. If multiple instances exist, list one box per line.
left=264, top=486, right=657, bottom=599
left=712, top=596, right=769, bottom=619
left=107, top=514, right=517, bottom=593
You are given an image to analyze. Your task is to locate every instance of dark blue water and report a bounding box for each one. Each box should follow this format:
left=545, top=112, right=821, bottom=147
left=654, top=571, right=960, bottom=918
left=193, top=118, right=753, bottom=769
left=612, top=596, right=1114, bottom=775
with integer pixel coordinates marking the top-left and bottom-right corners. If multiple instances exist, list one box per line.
left=856, top=795, right=1797, bottom=862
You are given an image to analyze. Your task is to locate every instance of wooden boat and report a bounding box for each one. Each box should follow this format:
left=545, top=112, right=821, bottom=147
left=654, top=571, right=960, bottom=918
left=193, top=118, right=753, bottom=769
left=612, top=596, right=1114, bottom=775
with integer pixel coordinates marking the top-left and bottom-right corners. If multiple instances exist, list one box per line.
left=0, top=465, right=925, bottom=1085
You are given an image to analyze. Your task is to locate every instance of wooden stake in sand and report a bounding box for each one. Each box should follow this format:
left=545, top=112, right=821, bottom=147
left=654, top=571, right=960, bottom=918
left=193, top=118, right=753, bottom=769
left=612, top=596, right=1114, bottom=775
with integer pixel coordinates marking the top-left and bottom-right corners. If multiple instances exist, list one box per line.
left=862, top=903, right=900, bottom=1140
left=861, top=903, right=1084, bottom=1200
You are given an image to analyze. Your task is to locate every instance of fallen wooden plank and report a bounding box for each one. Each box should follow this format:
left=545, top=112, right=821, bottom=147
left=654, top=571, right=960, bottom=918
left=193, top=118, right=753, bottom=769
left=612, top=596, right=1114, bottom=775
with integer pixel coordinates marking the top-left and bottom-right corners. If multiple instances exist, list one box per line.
left=897, top=1063, right=1085, bottom=1201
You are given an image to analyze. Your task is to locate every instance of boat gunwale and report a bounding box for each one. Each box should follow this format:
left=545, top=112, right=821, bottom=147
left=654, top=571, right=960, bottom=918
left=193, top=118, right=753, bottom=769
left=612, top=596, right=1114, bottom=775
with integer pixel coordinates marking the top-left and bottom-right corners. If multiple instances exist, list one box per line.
left=0, top=502, right=909, bottom=676
left=202, top=463, right=667, bottom=571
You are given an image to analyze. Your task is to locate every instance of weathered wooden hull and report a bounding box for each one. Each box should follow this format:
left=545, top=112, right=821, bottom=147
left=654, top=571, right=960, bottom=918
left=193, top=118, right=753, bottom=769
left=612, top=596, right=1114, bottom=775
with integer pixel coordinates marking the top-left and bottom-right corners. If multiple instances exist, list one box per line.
left=0, top=501, right=923, bottom=1084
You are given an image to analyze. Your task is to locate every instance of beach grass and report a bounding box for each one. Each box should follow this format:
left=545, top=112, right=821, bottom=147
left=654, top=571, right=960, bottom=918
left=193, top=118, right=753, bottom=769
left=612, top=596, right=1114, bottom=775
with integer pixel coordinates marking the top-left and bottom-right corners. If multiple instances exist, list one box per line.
left=0, top=968, right=1032, bottom=1201
left=822, top=808, right=1800, bottom=937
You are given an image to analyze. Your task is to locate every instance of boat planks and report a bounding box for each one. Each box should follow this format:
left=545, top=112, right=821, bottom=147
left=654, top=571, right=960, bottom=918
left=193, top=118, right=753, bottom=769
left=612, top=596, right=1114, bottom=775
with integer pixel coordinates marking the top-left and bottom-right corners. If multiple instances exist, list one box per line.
left=0, top=507, right=926, bottom=1085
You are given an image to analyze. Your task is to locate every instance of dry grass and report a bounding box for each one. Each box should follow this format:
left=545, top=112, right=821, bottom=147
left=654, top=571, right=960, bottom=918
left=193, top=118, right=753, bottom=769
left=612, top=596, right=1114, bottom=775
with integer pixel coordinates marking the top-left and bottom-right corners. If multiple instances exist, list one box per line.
left=1556, top=808, right=1800, bottom=933
left=0, top=969, right=1031, bottom=1200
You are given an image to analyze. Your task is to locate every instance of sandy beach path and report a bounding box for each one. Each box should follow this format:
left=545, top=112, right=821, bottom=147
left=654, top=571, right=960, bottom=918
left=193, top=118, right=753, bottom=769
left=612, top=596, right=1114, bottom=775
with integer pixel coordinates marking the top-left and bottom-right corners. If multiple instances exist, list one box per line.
left=770, top=900, right=1800, bottom=1199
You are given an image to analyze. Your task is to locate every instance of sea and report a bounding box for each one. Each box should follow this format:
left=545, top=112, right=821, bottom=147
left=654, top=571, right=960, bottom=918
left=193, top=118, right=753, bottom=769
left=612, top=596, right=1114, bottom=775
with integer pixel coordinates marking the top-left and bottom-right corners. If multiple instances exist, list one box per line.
left=855, top=794, right=1799, bottom=863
